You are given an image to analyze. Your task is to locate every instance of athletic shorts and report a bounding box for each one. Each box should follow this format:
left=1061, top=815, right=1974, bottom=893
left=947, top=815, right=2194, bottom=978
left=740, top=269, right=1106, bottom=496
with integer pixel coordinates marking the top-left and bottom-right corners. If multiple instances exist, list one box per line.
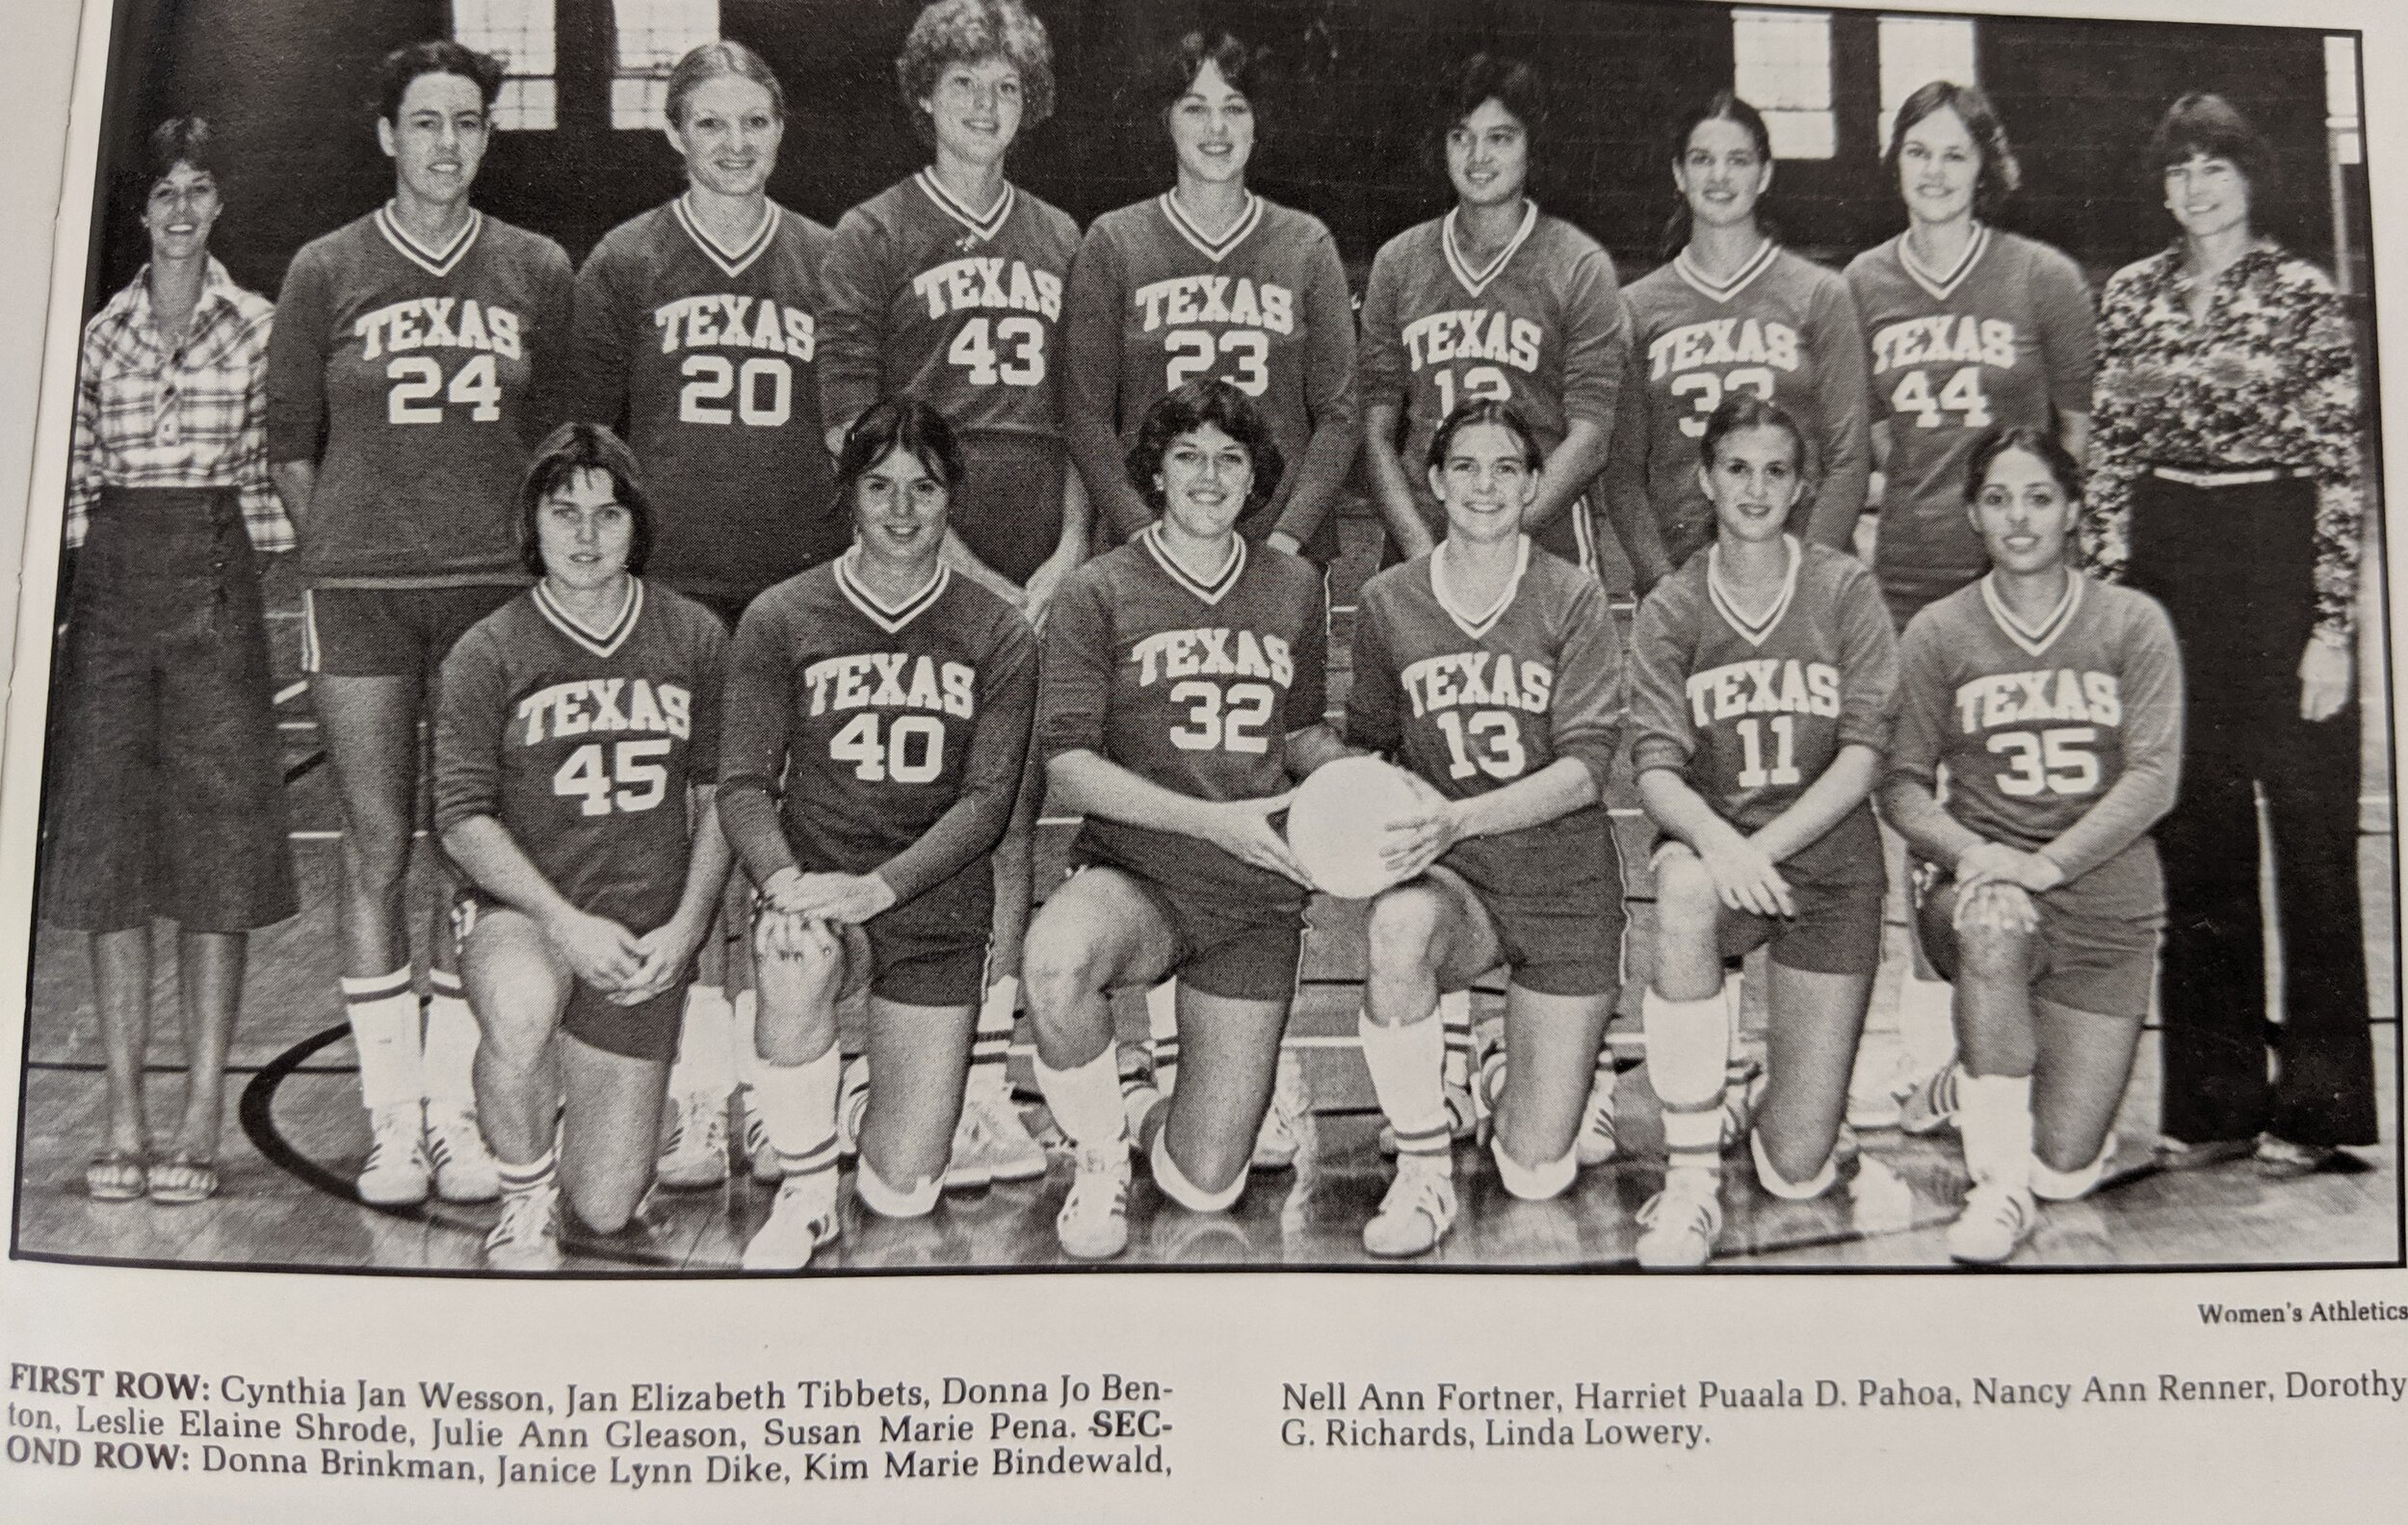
left=302, top=582, right=523, bottom=678
left=1914, top=873, right=2161, bottom=1021
left=954, top=432, right=1066, bottom=588
left=453, top=896, right=689, bottom=1064
left=41, top=488, right=297, bottom=933
left=1651, top=839, right=1884, bottom=978
left=756, top=898, right=988, bottom=1008
left=1426, top=862, right=1624, bottom=999
left=1108, top=867, right=1304, bottom=1002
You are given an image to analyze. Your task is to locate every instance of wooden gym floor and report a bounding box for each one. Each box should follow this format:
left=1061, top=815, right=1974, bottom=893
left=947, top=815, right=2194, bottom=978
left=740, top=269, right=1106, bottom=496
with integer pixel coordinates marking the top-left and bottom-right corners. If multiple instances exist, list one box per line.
left=11, top=512, right=2401, bottom=1274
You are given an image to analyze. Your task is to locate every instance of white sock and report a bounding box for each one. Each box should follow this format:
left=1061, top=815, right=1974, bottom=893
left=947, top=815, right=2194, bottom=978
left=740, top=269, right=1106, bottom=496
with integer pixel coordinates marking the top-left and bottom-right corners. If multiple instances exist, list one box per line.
left=344, top=970, right=422, bottom=1113
left=854, top=1154, right=940, bottom=1218
left=1958, top=1072, right=2035, bottom=1195
left=495, top=1148, right=556, bottom=1191
left=1898, top=971, right=1957, bottom=1080
left=2031, top=1137, right=2114, bottom=1201
left=1751, top=1126, right=1839, bottom=1199
left=1645, top=986, right=1730, bottom=1173
left=1145, top=980, right=1180, bottom=1093
left=422, top=972, right=480, bottom=1110
left=670, top=986, right=736, bottom=1102
left=1035, top=1047, right=1128, bottom=1153
left=970, top=975, right=1018, bottom=1097
left=1358, top=1010, right=1448, bottom=1158
left=1491, top=1136, right=1578, bottom=1201
left=1723, top=968, right=1747, bottom=1062
left=1152, top=1130, right=1244, bottom=1212
left=732, top=988, right=759, bottom=1091
left=753, top=1046, right=840, bottom=1178
left=1438, top=989, right=1473, bottom=1091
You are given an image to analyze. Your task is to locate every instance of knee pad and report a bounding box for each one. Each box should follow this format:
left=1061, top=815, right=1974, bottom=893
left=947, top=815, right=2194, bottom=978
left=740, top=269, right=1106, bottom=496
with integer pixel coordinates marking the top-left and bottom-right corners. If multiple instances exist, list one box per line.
left=852, top=1154, right=940, bottom=1219
left=2030, top=1137, right=2114, bottom=1201
left=1490, top=1135, right=1577, bottom=1201
left=1151, top=1130, right=1244, bottom=1213
left=1750, top=1126, right=1838, bottom=1200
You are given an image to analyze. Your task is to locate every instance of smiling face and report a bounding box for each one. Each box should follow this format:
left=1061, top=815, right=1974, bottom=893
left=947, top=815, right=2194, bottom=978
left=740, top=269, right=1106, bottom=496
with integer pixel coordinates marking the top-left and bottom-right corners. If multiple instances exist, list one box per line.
left=1675, top=116, right=1771, bottom=233
left=378, top=71, right=489, bottom=209
left=1970, top=446, right=2078, bottom=575
left=1153, top=422, right=1254, bottom=539
left=1429, top=420, right=1538, bottom=545
left=1896, top=104, right=1980, bottom=227
left=851, top=444, right=951, bottom=565
left=1697, top=424, right=1806, bottom=546
left=670, top=73, right=783, bottom=199
left=144, top=161, right=221, bottom=262
left=1446, top=97, right=1529, bottom=211
left=536, top=467, right=635, bottom=592
left=2163, top=151, right=2252, bottom=243
left=922, top=56, right=1024, bottom=170
left=1168, top=60, right=1255, bottom=189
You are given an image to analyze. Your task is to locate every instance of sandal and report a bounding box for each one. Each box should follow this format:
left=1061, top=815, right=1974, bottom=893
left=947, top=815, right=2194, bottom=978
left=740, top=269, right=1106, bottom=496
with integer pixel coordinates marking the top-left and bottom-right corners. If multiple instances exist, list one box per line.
left=146, top=1153, right=220, bottom=1205
left=86, top=1149, right=149, bottom=1202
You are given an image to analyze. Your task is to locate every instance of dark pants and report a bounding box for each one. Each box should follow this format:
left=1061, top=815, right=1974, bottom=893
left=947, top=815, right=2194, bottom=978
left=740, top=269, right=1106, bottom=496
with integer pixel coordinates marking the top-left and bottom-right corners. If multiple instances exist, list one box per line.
left=41, top=487, right=297, bottom=933
left=2125, top=471, right=2376, bottom=1147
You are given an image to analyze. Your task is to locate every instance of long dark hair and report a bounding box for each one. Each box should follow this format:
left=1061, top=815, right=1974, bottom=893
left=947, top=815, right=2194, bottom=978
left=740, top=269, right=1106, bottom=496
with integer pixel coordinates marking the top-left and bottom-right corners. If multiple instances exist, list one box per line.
left=1127, top=379, right=1286, bottom=522
left=1661, top=92, right=1777, bottom=262
left=518, top=423, right=655, bottom=578
left=1963, top=425, right=2082, bottom=508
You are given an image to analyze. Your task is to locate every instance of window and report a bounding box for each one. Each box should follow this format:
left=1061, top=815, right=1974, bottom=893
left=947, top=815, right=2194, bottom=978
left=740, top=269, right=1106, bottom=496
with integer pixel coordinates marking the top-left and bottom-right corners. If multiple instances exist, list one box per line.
left=1732, top=10, right=1835, bottom=161
left=2327, top=35, right=2361, bottom=166
left=613, top=0, right=722, bottom=130
left=452, top=0, right=557, bottom=131
left=1876, top=15, right=1977, bottom=153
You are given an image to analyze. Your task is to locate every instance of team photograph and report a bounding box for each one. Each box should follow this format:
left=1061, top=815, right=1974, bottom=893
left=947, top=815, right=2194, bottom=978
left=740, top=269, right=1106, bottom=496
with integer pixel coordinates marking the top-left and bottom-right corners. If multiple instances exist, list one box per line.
left=7, top=0, right=2397, bottom=1276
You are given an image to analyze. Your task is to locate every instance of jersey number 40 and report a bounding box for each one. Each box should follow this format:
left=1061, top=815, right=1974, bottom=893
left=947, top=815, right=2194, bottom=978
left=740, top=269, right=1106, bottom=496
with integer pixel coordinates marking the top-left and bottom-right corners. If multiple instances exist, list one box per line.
left=829, top=712, right=945, bottom=783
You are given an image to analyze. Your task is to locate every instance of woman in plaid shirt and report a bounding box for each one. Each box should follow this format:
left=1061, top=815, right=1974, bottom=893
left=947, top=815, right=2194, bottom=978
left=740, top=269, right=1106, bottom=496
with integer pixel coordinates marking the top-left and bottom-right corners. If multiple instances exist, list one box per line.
left=42, top=118, right=297, bottom=1206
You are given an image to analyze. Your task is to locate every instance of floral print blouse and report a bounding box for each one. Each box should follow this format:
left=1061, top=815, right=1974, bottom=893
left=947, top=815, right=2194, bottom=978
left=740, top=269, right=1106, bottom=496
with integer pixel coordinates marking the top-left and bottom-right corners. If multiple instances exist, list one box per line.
left=2081, top=239, right=2364, bottom=645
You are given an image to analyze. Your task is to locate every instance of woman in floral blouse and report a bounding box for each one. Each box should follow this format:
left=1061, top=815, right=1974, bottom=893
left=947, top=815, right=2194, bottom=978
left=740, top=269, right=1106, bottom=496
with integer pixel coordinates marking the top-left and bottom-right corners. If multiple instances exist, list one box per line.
left=2081, top=92, right=2373, bottom=1177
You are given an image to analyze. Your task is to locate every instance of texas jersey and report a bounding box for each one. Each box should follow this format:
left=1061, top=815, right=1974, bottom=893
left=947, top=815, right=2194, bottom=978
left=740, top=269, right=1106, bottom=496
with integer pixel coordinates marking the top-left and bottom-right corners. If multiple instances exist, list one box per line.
left=1359, top=206, right=1628, bottom=566
left=1890, top=574, right=2183, bottom=916
left=1607, top=243, right=1871, bottom=569
left=1845, top=227, right=2095, bottom=610
left=1063, top=193, right=1358, bottom=557
left=267, top=206, right=572, bottom=585
left=1038, top=528, right=1329, bottom=905
left=571, top=197, right=843, bottom=601
left=1348, top=539, right=1624, bottom=910
left=718, top=557, right=1034, bottom=929
left=817, top=171, right=1078, bottom=442
left=1630, top=539, right=1898, bottom=881
left=432, top=580, right=726, bottom=933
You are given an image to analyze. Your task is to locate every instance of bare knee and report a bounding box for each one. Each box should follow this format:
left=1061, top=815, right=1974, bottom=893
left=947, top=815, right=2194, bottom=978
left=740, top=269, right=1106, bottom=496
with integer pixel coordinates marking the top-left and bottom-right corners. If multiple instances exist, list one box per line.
left=1652, top=849, right=1722, bottom=944
left=1954, top=922, right=2036, bottom=987
left=1364, top=887, right=1446, bottom=1013
left=1021, top=913, right=1111, bottom=1021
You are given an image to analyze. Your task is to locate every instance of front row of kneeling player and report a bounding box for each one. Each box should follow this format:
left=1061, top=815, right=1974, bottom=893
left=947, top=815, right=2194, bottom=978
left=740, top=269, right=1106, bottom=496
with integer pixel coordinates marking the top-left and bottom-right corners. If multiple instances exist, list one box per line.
left=432, top=379, right=2176, bottom=1272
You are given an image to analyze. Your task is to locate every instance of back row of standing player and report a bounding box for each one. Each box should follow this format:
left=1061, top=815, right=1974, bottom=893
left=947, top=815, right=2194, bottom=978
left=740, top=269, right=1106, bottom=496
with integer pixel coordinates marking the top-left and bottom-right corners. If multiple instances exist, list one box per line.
left=267, top=4, right=2094, bottom=1234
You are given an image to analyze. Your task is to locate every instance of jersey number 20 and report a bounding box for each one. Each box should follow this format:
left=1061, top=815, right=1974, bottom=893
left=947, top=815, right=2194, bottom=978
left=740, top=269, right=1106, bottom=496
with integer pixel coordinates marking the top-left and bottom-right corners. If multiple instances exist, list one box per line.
left=680, top=355, right=792, bottom=426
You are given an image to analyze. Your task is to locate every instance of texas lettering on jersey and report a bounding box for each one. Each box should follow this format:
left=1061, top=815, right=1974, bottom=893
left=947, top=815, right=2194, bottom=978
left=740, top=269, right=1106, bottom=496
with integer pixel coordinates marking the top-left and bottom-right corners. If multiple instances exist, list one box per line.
left=802, top=652, right=977, bottom=720
left=1400, top=309, right=1541, bottom=376
left=913, top=257, right=1063, bottom=322
left=1130, top=627, right=1296, bottom=690
left=1954, top=668, right=2123, bottom=735
left=1399, top=651, right=1554, bottom=717
left=1648, top=316, right=1801, bottom=381
left=1870, top=315, right=2019, bottom=377
left=1133, top=275, right=1295, bottom=335
left=514, top=677, right=694, bottom=745
left=353, top=297, right=522, bottom=359
left=1686, top=657, right=1843, bottom=726
left=651, top=294, right=816, bottom=360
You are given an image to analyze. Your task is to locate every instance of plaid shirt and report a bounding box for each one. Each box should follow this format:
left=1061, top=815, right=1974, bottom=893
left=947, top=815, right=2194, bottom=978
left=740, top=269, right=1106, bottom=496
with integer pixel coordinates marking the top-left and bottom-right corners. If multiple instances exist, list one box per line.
left=66, top=258, right=289, bottom=551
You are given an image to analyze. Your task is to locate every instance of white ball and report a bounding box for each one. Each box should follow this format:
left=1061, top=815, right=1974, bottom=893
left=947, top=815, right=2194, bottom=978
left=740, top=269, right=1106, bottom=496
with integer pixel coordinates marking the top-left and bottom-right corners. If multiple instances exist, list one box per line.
left=1286, top=755, right=1428, bottom=900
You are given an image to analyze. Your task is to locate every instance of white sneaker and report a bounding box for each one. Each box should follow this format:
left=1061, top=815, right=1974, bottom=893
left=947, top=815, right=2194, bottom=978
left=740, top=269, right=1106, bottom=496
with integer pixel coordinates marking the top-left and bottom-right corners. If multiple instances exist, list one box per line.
left=424, top=1103, right=502, bottom=1203
left=1636, top=1170, right=1724, bottom=1270
left=1056, top=1144, right=1133, bottom=1260
left=1377, top=1085, right=1476, bottom=1159
left=1575, top=1065, right=1620, bottom=1167
left=483, top=1182, right=562, bottom=1273
left=835, top=1058, right=871, bottom=1160
left=742, top=1174, right=841, bottom=1271
left=739, top=1095, right=780, bottom=1184
left=1899, top=1063, right=1963, bottom=1137
left=1845, top=1045, right=1911, bottom=1130
left=1947, top=1181, right=2035, bottom=1264
left=1250, top=1047, right=1310, bottom=1171
left=961, top=1079, right=1048, bottom=1183
left=1362, top=1153, right=1456, bottom=1257
left=357, top=1104, right=431, bottom=1206
left=655, top=1091, right=730, bottom=1190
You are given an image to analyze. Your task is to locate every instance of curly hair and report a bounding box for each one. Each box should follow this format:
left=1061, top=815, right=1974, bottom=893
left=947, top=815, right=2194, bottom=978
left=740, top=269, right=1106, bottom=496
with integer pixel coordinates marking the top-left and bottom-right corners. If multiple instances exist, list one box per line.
left=518, top=424, right=655, bottom=579
left=896, top=0, right=1057, bottom=146
left=375, top=39, right=505, bottom=122
left=1126, top=380, right=1286, bottom=524
left=1884, top=80, right=2022, bottom=222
